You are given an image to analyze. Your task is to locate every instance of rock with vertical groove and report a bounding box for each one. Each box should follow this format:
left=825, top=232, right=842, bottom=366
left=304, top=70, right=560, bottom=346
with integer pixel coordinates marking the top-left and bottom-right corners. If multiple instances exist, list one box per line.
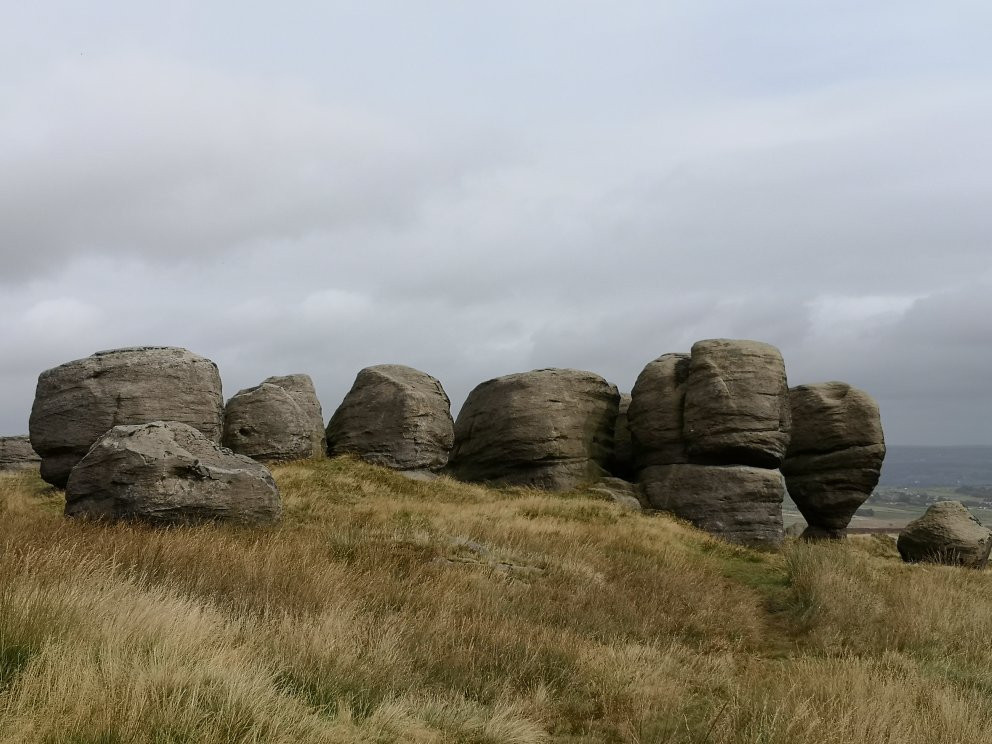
left=608, top=393, right=634, bottom=480
left=29, top=347, right=224, bottom=487
left=628, top=353, right=691, bottom=470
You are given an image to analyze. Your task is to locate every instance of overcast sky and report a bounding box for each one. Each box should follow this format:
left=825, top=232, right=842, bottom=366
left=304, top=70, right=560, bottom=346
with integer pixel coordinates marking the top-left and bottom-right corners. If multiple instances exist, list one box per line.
left=2, top=2, right=990, bottom=445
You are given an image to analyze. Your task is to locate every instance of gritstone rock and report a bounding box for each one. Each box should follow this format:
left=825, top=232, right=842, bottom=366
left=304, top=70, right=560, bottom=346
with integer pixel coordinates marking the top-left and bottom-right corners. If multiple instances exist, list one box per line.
left=897, top=501, right=992, bottom=569
left=262, top=374, right=326, bottom=456
left=0, top=436, right=40, bottom=471
left=222, top=383, right=313, bottom=462
left=628, top=353, right=691, bottom=470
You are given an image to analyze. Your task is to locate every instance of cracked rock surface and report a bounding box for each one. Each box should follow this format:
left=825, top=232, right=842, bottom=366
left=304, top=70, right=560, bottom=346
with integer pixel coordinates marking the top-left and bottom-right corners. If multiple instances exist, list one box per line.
left=65, top=421, right=281, bottom=525
left=448, top=368, right=619, bottom=490
left=327, top=365, right=454, bottom=471
left=29, top=347, right=224, bottom=488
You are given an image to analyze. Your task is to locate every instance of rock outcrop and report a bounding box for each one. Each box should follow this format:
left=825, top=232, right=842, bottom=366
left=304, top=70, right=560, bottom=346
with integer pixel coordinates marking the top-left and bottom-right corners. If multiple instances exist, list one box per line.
left=448, top=369, right=620, bottom=490
left=782, top=382, right=885, bottom=539
left=682, top=339, right=791, bottom=468
left=640, top=464, right=786, bottom=547
left=29, top=347, right=224, bottom=488
left=628, top=353, right=690, bottom=469
left=222, top=383, right=312, bottom=462
left=0, top=436, right=40, bottom=471
left=327, top=365, right=454, bottom=471
left=65, top=421, right=280, bottom=525
left=262, top=374, right=326, bottom=456
left=608, top=393, right=634, bottom=480
left=897, top=501, right=992, bottom=568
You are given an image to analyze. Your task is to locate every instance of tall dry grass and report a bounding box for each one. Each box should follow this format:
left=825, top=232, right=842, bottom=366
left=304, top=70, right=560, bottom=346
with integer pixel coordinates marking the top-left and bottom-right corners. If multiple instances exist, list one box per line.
left=2, top=457, right=992, bottom=743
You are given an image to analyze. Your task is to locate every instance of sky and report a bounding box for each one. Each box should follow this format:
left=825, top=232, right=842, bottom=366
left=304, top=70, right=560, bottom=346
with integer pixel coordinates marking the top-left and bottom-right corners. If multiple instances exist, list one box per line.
left=2, top=1, right=991, bottom=445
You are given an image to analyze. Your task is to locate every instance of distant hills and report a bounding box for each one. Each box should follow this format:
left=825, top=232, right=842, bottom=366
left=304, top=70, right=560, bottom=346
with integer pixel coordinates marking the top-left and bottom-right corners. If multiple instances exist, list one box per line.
left=879, top=445, right=992, bottom=487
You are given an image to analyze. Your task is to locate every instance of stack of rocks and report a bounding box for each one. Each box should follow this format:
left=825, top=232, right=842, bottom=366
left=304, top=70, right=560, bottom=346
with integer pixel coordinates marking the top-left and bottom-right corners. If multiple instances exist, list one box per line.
left=628, top=340, right=791, bottom=547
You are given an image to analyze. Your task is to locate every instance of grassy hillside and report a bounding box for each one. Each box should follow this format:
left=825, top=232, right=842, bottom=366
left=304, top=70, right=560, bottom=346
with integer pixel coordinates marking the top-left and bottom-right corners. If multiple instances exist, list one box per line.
left=3, top=458, right=992, bottom=743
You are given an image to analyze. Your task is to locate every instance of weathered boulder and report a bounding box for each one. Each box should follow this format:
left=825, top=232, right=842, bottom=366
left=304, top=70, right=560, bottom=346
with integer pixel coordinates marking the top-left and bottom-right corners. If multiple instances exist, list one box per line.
left=897, top=501, right=992, bottom=568
left=588, top=477, right=644, bottom=511
left=65, top=421, right=280, bottom=525
left=448, top=369, right=620, bottom=490
left=327, top=365, right=454, bottom=470
left=640, top=464, right=786, bottom=547
left=262, top=374, right=326, bottom=456
left=29, top=347, right=224, bottom=488
left=628, top=353, right=690, bottom=469
left=0, top=436, right=40, bottom=471
left=682, top=339, right=791, bottom=468
left=222, top=383, right=312, bottom=462
left=608, top=393, right=634, bottom=480
left=783, top=382, right=885, bottom=539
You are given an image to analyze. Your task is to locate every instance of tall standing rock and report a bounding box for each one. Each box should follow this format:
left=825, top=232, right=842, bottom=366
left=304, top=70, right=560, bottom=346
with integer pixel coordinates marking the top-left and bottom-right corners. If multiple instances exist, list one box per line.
left=66, top=421, right=280, bottom=526
left=640, top=464, right=786, bottom=547
left=0, top=436, right=40, bottom=471
left=897, top=501, right=992, bottom=568
left=682, top=339, right=791, bottom=468
left=29, top=347, right=224, bottom=487
left=627, top=353, right=691, bottom=470
left=222, top=383, right=312, bottom=462
left=448, top=369, right=620, bottom=490
left=326, top=365, right=454, bottom=471
left=263, top=374, right=326, bottom=456
left=782, top=382, right=885, bottom=539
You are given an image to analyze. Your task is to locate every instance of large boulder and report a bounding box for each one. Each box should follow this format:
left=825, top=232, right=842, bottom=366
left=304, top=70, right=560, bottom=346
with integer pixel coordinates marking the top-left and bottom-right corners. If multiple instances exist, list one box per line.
left=65, top=421, right=280, bottom=525
left=327, top=365, right=454, bottom=471
left=897, top=501, right=992, bottom=568
left=448, top=369, right=620, bottom=490
left=782, top=382, right=885, bottom=539
left=640, top=463, right=786, bottom=548
left=29, top=347, right=224, bottom=488
left=262, top=374, right=326, bottom=455
left=0, top=436, right=40, bottom=471
left=628, top=353, right=690, bottom=469
left=682, top=339, right=791, bottom=468
left=222, top=383, right=312, bottom=462
left=608, top=393, right=634, bottom=480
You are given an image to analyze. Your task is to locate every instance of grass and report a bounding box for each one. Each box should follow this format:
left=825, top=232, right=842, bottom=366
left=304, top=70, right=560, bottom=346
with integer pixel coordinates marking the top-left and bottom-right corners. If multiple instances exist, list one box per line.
left=2, top=457, right=992, bottom=742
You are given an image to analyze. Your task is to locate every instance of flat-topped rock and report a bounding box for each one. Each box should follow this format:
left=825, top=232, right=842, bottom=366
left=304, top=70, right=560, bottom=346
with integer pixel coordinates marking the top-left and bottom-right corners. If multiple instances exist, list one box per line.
left=897, top=501, right=992, bottom=568
left=327, top=364, right=454, bottom=470
left=640, top=463, right=786, bottom=548
left=222, top=383, right=312, bottom=462
left=0, top=436, right=40, bottom=471
left=65, top=421, right=280, bottom=525
left=29, top=347, right=223, bottom=487
left=448, top=368, right=619, bottom=490
left=783, top=382, right=885, bottom=539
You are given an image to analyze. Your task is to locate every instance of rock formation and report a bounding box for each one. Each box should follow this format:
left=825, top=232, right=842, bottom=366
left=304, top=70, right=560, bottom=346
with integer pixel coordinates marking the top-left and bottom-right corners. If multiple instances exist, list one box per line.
left=327, top=364, right=454, bottom=471
left=222, top=383, right=312, bottom=462
left=262, top=374, right=326, bottom=456
left=29, top=347, right=224, bottom=488
left=782, top=382, right=885, bottom=539
left=608, top=393, right=634, bottom=480
left=0, top=436, right=40, bottom=471
left=448, top=368, right=619, bottom=490
left=628, top=353, right=691, bottom=470
left=897, top=501, right=992, bottom=568
left=640, top=464, right=786, bottom=547
left=65, top=421, right=281, bottom=525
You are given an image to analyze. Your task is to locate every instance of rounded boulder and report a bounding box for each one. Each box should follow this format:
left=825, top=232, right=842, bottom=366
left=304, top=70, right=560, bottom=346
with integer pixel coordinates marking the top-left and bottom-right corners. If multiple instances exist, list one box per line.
left=897, top=501, right=992, bottom=569
left=222, top=383, right=313, bottom=462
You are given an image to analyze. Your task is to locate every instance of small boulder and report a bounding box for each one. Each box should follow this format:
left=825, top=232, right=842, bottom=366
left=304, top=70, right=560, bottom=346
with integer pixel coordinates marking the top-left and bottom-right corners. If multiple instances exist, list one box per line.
left=262, top=374, right=326, bottom=456
left=29, top=347, right=224, bottom=487
left=782, top=382, right=885, bottom=539
left=0, top=436, right=40, bottom=471
left=628, top=353, right=691, bottom=469
left=640, top=463, right=786, bottom=547
left=448, top=368, right=619, bottom=490
left=682, top=339, right=791, bottom=468
left=327, top=365, right=454, bottom=470
left=65, top=421, right=280, bottom=525
left=897, top=501, right=992, bottom=568
left=222, top=383, right=312, bottom=462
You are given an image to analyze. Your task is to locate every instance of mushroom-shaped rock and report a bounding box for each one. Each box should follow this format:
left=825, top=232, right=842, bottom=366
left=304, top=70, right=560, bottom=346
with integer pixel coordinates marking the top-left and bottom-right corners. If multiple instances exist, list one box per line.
left=640, top=464, right=786, bottom=548
left=782, top=382, right=885, bottom=539
left=222, top=383, right=313, bottom=462
left=608, top=393, right=634, bottom=480
left=628, top=353, right=691, bottom=470
left=448, top=369, right=620, bottom=490
left=262, top=374, right=326, bottom=456
left=327, top=365, right=454, bottom=470
left=682, top=339, right=791, bottom=468
left=29, top=347, right=224, bottom=488
left=0, top=436, right=40, bottom=471
left=65, top=421, right=281, bottom=525
left=897, top=501, right=992, bottom=568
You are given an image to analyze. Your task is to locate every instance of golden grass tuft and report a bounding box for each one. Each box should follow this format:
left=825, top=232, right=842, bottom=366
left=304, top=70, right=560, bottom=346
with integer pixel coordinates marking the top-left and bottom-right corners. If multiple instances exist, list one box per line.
left=2, top=457, right=992, bottom=742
